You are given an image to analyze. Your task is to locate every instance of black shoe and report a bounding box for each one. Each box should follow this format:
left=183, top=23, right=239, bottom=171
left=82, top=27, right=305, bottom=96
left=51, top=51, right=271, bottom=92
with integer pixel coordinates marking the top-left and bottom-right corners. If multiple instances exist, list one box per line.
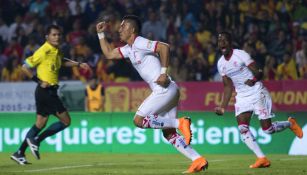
left=26, top=138, right=40, bottom=160
left=10, top=152, right=31, bottom=165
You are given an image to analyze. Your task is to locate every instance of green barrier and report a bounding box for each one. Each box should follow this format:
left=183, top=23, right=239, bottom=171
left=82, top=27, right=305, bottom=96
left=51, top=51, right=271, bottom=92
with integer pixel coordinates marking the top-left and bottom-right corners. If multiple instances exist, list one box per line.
left=0, top=112, right=306, bottom=154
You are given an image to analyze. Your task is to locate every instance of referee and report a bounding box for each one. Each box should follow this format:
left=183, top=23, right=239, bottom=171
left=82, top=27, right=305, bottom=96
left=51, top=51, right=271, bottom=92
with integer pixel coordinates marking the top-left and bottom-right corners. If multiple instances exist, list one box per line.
left=11, top=24, right=90, bottom=165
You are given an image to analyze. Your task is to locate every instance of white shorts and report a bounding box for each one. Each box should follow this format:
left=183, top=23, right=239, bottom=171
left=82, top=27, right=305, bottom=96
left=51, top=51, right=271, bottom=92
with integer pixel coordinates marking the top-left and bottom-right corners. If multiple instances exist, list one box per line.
left=136, top=81, right=179, bottom=119
left=235, top=87, right=274, bottom=120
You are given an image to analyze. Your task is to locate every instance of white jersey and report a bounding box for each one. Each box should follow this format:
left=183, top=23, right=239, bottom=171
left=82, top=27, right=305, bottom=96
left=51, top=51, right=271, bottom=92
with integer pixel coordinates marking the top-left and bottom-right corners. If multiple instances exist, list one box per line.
left=119, top=36, right=164, bottom=92
left=217, top=49, right=263, bottom=97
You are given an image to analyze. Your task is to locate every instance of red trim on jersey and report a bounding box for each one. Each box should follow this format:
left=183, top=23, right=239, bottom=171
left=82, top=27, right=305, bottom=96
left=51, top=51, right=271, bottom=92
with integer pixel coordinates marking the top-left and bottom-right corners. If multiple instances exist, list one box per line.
left=262, top=125, right=272, bottom=131
left=154, top=41, right=159, bottom=52
left=247, top=61, right=256, bottom=67
left=225, top=49, right=233, bottom=60
left=118, top=48, right=124, bottom=59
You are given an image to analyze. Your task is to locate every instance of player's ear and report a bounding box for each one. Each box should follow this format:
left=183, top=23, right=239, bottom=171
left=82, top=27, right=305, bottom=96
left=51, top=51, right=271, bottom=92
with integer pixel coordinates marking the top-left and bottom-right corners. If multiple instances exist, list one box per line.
left=45, top=35, right=48, bottom=39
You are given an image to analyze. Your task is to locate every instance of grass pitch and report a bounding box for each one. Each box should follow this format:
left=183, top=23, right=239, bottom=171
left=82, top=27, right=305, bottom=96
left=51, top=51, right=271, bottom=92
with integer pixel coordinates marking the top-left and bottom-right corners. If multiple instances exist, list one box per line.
left=0, top=153, right=306, bottom=175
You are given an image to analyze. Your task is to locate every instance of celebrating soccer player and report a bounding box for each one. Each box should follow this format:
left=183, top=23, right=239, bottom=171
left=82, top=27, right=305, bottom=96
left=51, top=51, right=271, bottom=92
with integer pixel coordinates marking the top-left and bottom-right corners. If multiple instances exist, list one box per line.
left=215, top=31, right=304, bottom=168
left=96, top=15, right=208, bottom=173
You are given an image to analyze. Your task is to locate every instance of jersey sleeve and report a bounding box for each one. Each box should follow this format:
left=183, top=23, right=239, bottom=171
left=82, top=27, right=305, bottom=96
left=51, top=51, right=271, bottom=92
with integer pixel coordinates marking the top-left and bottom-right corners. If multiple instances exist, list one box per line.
left=118, top=45, right=129, bottom=59
left=134, top=37, right=158, bottom=53
left=217, top=60, right=225, bottom=76
left=24, top=51, right=44, bottom=68
left=239, top=50, right=254, bottom=66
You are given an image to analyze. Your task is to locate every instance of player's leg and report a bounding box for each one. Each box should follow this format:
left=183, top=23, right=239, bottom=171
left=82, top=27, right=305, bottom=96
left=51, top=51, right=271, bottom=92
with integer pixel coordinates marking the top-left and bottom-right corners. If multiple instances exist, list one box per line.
left=256, top=89, right=303, bottom=138
left=133, top=83, right=192, bottom=144
left=237, top=112, right=270, bottom=168
left=11, top=114, right=48, bottom=163
left=162, top=107, right=208, bottom=173
left=27, top=86, right=68, bottom=159
left=26, top=114, right=49, bottom=160
left=260, top=118, right=291, bottom=134
left=133, top=85, right=179, bottom=129
left=36, top=111, right=71, bottom=143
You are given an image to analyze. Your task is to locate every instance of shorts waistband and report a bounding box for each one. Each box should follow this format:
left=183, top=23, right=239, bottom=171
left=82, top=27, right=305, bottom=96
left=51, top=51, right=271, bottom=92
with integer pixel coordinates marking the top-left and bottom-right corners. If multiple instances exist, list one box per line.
left=38, top=84, right=59, bottom=89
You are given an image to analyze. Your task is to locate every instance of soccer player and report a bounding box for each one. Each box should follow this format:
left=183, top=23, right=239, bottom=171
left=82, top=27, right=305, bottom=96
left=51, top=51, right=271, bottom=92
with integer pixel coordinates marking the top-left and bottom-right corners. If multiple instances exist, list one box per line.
left=11, top=24, right=90, bottom=165
left=96, top=15, right=208, bottom=173
left=215, top=31, right=304, bottom=168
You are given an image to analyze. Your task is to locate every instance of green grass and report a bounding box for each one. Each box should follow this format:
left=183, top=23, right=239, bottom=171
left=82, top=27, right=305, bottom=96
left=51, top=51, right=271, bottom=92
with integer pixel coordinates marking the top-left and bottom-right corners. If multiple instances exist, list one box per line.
left=0, top=153, right=306, bottom=175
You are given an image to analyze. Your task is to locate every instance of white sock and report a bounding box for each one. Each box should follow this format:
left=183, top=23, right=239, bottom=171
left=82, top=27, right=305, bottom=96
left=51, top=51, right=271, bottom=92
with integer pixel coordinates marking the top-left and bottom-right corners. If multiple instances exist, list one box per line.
left=272, top=121, right=290, bottom=132
left=142, top=115, right=179, bottom=129
left=168, top=133, right=201, bottom=161
left=239, top=125, right=265, bottom=158
left=263, top=121, right=291, bottom=134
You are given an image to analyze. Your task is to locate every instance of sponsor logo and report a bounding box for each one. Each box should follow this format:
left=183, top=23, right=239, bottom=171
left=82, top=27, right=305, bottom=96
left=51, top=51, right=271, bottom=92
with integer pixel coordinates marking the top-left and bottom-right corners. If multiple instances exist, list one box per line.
left=147, top=41, right=153, bottom=49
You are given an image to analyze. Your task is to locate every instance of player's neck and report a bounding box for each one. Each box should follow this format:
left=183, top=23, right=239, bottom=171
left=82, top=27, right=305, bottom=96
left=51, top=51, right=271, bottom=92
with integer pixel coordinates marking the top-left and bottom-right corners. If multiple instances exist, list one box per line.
left=127, top=35, right=138, bottom=46
left=224, top=49, right=233, bottom=60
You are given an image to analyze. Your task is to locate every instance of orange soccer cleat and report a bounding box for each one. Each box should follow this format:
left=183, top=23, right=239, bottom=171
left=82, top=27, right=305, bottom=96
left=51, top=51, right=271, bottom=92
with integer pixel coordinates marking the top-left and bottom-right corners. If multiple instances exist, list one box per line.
left=288, top=117, right=303, bottom=138
left=183, top=157, right=209, bottom=174
left=178, top=117, right=192, bottom=145
left=249, top=157, right=271, bottom=168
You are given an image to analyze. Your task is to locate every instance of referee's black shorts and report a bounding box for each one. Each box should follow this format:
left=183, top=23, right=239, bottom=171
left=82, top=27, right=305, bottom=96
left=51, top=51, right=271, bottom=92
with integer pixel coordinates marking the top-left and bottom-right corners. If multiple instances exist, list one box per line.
left=35, top=85, right=66, bottom=116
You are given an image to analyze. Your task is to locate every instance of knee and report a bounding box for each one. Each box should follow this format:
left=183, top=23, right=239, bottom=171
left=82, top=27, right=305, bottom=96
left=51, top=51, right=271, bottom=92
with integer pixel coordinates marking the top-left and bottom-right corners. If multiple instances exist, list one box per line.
left=63, top=120, right=71, bottom=127
left=57, top=112, right=71, bottom=126
left=35, top=121, right=47, bottom=129
left=238, top=124, right=256, bottom=141
left=36, top=123, right=46, bottom=129
left=162, top=129, right=177, bottom=140
left=60, top=116, right=71, bottom=127
left=133, top=116, right=143, bottom=128
left=238, top=124, right=249, bottom=134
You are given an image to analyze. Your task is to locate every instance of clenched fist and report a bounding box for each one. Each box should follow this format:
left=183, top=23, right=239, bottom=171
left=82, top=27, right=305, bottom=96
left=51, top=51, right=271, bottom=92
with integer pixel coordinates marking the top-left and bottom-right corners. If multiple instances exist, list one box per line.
left=215, top=106, right=225, bottom=116
left=96, top=22, right=109, bottom=33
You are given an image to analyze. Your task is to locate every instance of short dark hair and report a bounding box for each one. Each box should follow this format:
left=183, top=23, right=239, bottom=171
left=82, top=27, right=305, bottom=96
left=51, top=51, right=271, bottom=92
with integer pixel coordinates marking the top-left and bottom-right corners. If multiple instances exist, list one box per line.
left=219, top=31, right=232, bottom=43
left=45, top=24, right=62, bottom=35
left=122, top=15, right=142, bottom=34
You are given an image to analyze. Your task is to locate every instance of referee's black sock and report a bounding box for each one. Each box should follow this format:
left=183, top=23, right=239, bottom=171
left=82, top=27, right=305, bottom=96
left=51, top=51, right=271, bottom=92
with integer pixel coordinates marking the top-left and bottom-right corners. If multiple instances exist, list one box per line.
left=36, top=121, right=68, bottom=143
left=18, top=125, right=41, bottom=155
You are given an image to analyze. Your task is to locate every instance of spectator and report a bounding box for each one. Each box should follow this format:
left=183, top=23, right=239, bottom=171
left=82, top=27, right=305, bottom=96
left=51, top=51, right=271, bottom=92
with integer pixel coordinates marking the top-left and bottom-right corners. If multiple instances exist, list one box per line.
left=7, top=15, right=27, bottom=42
left=23, top=37, right=40, bottom=58
left=66, top=20, right=86, bottom=45
left=263, top=55, right=277, bottom=80
left=3, top=37, right=23, bottom=62
left=296, top=40, right=307, bottom=79
left=0, top=17, right=9, bottom=43
left=141, top=10, right=166, bottom=41
left=29, top=0, right=49, bottom=18
left=1, top=57, right=24, bottom=81
left=85, top=76, right=105, bottom=112
left=276, top=52, right=298, bottom=80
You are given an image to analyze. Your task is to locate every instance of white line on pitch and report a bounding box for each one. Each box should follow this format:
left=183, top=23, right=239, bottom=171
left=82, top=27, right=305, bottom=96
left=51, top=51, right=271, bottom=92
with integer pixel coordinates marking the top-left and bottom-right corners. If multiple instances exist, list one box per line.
left=11, top=160, right=228, bottom=173
left=13, top=157, right=304, bottom=173
left=13, top=164, right=94, bottom=172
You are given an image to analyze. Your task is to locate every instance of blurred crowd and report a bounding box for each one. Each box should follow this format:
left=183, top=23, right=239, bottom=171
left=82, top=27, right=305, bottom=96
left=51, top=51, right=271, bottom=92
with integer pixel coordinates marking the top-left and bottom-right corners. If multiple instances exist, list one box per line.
left=0, top=0, right=307, bottom=83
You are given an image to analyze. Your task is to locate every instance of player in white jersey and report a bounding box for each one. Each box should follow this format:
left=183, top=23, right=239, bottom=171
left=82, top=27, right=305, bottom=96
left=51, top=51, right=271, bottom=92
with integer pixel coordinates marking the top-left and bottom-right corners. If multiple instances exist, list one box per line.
left=215, top=31, right=303, bottom=168
left=96, top=15, right=208, bottom=173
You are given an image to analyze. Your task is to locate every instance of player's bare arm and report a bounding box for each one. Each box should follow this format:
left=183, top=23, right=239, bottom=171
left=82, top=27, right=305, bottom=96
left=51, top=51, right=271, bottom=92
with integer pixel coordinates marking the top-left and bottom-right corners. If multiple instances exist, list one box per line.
left=154, top=42, right=170, bottom=88
left=215, top=76, right=233, bottom=115
left=63, top=58, right=90, bottom=70
left=96, top=22, right=122, bottom=59
left=245, top=62, right=263, bottom=87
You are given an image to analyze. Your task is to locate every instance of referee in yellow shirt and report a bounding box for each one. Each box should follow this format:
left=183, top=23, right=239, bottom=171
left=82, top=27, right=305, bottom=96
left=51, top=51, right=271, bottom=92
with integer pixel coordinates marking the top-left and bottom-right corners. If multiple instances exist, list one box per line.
left=11, top=24, right=90, bottom=165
